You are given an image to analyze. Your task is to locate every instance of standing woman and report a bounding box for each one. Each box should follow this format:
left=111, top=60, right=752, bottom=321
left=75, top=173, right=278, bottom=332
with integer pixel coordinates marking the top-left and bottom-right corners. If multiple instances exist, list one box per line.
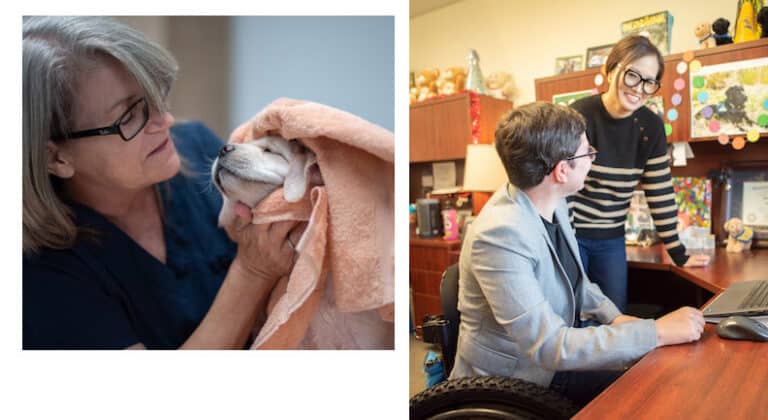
left=23, top=16, right=296, bottom=349
left=569, top=36, right=709, bottom=313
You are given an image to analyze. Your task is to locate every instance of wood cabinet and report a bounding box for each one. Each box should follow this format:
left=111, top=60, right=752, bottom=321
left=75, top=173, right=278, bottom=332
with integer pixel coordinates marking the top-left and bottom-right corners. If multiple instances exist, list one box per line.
left=409, top=92, right=513, bottom=162
left=410, top=234, right=460, bottom=330
left=534, top=37, right=768, bottom=143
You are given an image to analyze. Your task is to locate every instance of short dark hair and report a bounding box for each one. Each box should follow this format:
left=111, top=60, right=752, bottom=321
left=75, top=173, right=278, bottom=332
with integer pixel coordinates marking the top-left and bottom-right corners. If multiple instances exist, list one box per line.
left=494, top=102, right=585, bottom=190
left=604, top=35, right=665, bottom=80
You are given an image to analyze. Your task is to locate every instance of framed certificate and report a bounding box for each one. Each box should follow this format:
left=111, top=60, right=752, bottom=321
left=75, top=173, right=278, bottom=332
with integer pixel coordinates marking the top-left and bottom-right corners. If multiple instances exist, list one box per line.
left=720, top=161, right=768, bottom=247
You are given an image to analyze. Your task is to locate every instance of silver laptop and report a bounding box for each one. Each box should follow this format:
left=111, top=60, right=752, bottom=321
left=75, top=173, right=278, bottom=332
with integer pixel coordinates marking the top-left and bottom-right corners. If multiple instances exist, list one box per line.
left=702, top=280, right=768, bottom=317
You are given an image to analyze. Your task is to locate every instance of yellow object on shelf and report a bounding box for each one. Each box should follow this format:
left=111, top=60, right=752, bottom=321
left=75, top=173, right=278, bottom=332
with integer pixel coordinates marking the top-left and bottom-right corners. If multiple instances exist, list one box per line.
left=734, top=0, right=761, bottom=43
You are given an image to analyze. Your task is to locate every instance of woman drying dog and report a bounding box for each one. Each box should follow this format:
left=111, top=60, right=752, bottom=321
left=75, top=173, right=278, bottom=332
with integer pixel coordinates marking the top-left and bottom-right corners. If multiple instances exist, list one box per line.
left=568, top=36, right=710, bottom=313
left=22, top=16, right=298, bottom=349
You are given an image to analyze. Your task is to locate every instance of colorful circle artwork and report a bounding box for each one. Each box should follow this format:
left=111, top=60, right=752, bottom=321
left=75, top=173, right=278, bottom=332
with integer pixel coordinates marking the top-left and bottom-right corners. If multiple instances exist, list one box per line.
left=682, top=51, right=695, bottom=62
left=709, top=119, right=720, bottom=132
left=764, top=98, right=768, bottom=110
left=747, top=129, right=760, bottom=142
left=718, top=132, right=729, bottom=145
left=594, top=74, right=604, bottom=86
left=693, top=76, right=705, bottom=88
left=674, top=78, right=686, bottom=91
left=689, top=59, right=703, bottom=73
left=667, top=109, right=679, bottom=121
left=591, top=87, right=599, bottom=95
left=676, top=61, right=688, bottom=74
left=671, top=93, right=682, bottom=106
left=758, top=114, right=768, bottom=127
left=701, top=106, right=713, bottom=119
left=732, top=136, right=746, bottom=150
left=697, top=91, right=709, bottom=103
left=664, top=123, right=673, bottom=136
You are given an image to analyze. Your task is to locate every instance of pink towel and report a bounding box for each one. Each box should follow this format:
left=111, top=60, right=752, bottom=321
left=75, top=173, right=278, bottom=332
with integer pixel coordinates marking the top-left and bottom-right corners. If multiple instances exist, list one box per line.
left=230, top=98, right=394, bottom=349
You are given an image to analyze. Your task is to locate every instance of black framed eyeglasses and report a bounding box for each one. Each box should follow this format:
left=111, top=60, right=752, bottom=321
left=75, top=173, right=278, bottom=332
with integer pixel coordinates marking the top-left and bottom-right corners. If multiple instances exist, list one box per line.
left=566, top=145, right=598, bottom=163
left=53, top=97, right=149, bottom=142
left=623, top=68, right=661, bottom=95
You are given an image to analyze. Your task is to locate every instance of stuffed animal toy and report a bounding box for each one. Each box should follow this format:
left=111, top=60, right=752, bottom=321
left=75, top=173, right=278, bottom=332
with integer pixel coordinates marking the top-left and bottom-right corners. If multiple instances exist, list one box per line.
left=484, top=71, right=517, bottom=101
left=712, top=18, right=734, bottom=45
left=414, top=68, right=440, bottom=102
left=758, top=6, right=768, bottom=38
left=436, top=66, right=467, bottom=96
left=694, top=22, right=716, bottom=48
left=724, top=217, right=753, bottom=252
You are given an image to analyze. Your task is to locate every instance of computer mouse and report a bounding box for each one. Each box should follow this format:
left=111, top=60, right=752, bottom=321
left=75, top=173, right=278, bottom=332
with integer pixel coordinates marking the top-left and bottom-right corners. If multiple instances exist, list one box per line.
left=716, top=316, right=768, bottom=342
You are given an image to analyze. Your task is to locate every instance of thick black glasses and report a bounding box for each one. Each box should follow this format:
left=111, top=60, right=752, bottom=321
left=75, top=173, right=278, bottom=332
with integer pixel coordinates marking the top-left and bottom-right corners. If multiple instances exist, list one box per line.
left=566, top=145, right=598, bottom=163
left=623, top=69, right=661, bottom=95
left=54, top=97, right=149, bottom=142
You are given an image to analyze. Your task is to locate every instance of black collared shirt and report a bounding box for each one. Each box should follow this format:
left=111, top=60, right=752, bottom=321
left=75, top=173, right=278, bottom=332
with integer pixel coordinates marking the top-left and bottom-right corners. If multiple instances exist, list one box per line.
left=541, top=216, right=583, bottom=327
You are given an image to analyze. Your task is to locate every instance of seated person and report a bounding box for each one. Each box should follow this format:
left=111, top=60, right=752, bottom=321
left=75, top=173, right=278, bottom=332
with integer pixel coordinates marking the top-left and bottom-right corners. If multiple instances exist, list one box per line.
left=450, top=102, right=704, bottom=405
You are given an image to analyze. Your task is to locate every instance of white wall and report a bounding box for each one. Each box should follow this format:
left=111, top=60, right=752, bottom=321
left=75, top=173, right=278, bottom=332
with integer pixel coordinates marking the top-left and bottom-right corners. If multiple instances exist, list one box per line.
left=230, top=16, right=394, bottom=133
left=410, top=0, right=736, bottom=105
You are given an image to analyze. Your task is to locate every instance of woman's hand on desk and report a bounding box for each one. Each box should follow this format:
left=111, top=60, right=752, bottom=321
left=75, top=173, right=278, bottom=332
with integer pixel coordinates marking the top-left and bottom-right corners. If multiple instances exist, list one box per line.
left=655, top=307, right=705, bottom=346
left=684, top=254, right=711, bottom=268
left=611, top=314, right=642, bottom=325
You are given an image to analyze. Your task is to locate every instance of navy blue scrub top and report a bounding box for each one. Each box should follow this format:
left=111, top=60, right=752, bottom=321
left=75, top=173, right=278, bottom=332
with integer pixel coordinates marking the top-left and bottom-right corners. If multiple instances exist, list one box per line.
left=23, top=121, right=237, bottom=349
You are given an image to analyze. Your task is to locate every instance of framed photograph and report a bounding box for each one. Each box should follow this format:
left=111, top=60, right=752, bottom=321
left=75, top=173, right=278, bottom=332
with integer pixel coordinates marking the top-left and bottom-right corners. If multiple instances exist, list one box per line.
left=690, top=57, right=768, bottom=138
left=554, top=55, right=583, bottom=75
left=585, top=44, right=614, bottom=69
left=552, top=89, right=593, bottom=106
left=621, top=10, right=674, bottom=55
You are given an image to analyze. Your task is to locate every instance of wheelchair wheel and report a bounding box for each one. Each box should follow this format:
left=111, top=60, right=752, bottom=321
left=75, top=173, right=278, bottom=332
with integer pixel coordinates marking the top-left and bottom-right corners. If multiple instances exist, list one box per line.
left=410, top=376, right=579, bottom=420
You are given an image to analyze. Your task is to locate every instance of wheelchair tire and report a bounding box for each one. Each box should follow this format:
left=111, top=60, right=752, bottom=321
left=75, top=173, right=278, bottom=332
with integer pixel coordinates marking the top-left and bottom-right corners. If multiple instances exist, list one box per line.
left=410, top=376, right=579, bottom=420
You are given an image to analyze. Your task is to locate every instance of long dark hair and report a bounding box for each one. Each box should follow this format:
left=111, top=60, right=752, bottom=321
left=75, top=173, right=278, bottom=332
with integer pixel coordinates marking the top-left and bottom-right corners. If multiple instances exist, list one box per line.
left=604, top=35, right=665, bottom=80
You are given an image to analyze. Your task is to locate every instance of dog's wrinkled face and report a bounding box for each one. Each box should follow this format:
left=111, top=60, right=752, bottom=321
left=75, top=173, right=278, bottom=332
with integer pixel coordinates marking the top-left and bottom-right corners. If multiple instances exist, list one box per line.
left=212, top=136, right=317, bottom=212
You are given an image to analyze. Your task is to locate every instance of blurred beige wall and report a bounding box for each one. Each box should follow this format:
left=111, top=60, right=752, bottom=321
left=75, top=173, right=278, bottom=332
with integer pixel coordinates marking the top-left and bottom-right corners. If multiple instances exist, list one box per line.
left=116, top=16, right=230, bottom=140
left=410, top=0, right=735, bottom=105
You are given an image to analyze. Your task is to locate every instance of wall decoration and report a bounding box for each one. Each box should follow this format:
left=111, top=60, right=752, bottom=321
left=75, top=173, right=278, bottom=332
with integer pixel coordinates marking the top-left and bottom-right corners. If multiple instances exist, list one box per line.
left=552, top=89, right=593, bottom=106
left=554, top=55, right=583, bottom=75
left=690, top=57, right=768, bottom=138
left=645, top=96, right=665, bottom=120
left=672, top=177, right=712, bottom=231
left=585, top=44, right=614, bottom=68
left=621, top=11, right=674, bottom=55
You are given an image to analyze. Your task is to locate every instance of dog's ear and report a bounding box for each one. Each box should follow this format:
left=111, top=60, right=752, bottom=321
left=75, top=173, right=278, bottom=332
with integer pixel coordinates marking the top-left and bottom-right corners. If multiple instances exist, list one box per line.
left=283, top=142, right=317, bottom=202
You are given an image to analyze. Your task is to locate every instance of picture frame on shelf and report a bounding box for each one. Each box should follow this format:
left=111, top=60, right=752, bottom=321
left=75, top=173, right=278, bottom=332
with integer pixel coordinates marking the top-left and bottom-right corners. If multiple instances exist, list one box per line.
left=554, top=55, right=583, bottom=75
left=585, top=43, right=614, bottom=69
left=719, top=161, right=768, bottom=247
left=621, top=10, right=674, bottom=55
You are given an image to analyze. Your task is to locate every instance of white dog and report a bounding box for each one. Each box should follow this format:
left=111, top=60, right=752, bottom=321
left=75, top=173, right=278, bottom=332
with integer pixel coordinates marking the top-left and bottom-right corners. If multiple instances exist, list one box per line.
left=211, top=136, right=319, bottom=225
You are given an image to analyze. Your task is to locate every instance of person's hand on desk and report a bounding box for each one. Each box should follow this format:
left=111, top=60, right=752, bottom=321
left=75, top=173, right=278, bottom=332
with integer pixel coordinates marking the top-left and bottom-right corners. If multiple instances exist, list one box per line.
left=611, top=314, right=642, bottom=325
left=683, top=254, right=711, bottom=268
left=655, top=307, right=705, bottom=346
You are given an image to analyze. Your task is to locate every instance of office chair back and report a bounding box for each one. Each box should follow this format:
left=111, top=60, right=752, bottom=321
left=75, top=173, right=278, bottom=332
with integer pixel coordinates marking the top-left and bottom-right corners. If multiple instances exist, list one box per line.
left=439, top=263, right=460, bottom=375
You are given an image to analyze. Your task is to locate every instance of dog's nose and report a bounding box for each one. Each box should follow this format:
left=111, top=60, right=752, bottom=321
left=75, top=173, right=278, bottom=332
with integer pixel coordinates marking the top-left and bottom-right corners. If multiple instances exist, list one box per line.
left=219, top=144, right=235, bottom=157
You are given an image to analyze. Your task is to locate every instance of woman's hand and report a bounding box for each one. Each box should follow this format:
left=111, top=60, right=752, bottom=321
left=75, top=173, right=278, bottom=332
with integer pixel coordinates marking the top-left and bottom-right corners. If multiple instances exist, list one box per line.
left=611, top=314, right=642, bottom=325
left=684, top=254, right=711, bottom=268
left=223, top=201, right=297, bottom=286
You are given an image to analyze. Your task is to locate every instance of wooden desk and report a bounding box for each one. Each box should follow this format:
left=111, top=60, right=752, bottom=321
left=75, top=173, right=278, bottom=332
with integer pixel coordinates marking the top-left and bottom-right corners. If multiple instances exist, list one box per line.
left=410, top=233, right=461, bottom=329
left=627, top=244, right=768, bottom=292
left=575, top=247, right=768, bottom=419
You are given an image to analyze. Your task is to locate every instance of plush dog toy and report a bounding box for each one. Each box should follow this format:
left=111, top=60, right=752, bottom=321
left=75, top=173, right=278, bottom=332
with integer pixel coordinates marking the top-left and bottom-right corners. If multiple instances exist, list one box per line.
left=758, top=6, right=768, bottom=38
left=694, top=22, right=716, bottom=48
left=485, top=71, right=517, bottom=101
left=712, top=18, right=734, bottom=45
left=724, top=217, right=753, bottom=252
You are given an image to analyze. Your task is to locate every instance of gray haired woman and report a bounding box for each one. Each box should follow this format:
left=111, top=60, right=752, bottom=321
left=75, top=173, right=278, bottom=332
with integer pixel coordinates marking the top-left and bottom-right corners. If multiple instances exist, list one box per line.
left=23, top=16, right=295, bottom=349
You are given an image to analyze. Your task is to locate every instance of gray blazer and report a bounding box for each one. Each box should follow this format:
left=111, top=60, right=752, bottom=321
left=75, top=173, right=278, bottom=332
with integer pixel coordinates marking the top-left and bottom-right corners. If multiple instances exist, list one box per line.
left=450, top=184, right=657, bottom=387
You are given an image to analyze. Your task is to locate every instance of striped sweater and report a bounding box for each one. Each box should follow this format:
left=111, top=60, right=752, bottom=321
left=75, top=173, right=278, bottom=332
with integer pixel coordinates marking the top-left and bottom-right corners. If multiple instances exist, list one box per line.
left=569, top=95, right=688, bottom=266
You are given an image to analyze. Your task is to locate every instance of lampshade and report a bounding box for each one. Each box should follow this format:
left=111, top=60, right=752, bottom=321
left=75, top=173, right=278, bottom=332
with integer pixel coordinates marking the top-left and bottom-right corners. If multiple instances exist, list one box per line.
left=463, top=144, right=508, bottom=192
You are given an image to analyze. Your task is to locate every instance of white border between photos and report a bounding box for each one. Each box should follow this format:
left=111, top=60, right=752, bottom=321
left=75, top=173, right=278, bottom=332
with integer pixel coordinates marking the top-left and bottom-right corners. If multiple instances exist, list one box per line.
left=4, top=1, right=409, bottom=419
